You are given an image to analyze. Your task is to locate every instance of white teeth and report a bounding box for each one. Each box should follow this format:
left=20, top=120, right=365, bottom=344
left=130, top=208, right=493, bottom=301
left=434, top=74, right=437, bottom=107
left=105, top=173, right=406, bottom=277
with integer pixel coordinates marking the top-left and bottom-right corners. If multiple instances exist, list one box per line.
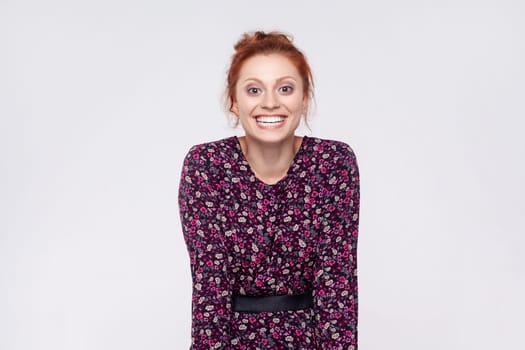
left=256, top=116, right=285, bottom=124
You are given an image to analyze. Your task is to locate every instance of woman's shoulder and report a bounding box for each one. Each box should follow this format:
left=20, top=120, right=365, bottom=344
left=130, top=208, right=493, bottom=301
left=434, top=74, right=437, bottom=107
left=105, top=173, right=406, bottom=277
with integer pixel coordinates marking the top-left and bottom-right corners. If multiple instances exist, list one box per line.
left=306, top=135, right=357, bottom=161
left=184, top=136, right=238, bottom=159
left=181, top=136, right=240, bottom=176
left=305, top=136, right=359, bottom=185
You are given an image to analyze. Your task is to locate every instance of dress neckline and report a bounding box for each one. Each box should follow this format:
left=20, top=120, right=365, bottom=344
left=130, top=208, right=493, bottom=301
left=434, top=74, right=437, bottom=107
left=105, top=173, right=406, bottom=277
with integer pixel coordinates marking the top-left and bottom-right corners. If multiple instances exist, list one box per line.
left=231, top=135, right=308, bottom=188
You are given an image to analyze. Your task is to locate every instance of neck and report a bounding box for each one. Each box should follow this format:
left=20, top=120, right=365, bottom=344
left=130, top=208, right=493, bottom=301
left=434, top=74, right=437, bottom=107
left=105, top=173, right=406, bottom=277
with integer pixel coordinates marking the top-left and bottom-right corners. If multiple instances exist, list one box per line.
left=238, top=136, right=302, bottom=185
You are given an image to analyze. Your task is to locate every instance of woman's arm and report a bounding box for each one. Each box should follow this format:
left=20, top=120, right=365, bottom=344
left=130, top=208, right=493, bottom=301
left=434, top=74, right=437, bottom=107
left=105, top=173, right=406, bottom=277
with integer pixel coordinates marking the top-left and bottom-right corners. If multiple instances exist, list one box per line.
left=178, top=147, right=232, bottom=349
left=313, top=144, right=360, bottom=349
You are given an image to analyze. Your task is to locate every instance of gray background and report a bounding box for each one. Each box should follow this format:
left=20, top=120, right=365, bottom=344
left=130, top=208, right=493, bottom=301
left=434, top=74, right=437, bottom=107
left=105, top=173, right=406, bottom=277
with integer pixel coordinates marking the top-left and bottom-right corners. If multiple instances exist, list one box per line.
left=2, top=0, right=524, bottom=349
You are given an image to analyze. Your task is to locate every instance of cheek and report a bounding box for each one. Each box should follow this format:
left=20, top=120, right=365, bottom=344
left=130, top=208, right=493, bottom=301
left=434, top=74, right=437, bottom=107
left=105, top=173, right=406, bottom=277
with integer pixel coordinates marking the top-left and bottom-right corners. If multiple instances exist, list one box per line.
left=237, top=102, right=250, bottom=115
left=289, top=97, right=306, bottom=115
left=237, top=98, right=258, bottom=115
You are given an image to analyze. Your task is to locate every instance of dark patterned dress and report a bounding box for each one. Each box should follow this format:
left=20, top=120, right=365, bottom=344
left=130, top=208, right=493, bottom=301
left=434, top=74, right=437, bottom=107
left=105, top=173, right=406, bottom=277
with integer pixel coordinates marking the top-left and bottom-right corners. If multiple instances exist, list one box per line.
left=178, top=135, right=360, bottom=350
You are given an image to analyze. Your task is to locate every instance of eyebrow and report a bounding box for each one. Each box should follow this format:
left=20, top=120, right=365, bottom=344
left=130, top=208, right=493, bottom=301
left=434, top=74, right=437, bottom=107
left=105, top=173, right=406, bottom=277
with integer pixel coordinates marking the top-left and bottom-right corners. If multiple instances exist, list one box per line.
left=242, top=76, right=298, bottom=84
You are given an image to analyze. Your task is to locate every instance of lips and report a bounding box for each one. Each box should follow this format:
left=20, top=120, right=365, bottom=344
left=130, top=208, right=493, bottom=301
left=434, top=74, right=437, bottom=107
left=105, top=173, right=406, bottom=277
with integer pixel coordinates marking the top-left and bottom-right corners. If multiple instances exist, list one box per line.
left=255, top=115, right=286, bottom=125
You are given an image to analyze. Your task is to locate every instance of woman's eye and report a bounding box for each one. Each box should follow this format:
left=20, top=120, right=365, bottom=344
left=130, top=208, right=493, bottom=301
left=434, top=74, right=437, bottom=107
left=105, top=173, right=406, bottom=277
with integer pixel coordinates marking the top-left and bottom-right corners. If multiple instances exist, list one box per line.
left=247, top=87, right=261, bottom=95
left=279, top=85, right=294, bottom=94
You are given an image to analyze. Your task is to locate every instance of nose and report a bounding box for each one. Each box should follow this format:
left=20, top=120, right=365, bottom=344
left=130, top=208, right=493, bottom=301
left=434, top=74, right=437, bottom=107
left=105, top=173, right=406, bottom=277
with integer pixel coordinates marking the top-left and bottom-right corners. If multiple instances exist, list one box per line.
left=262, top=91, right=279, bottom=110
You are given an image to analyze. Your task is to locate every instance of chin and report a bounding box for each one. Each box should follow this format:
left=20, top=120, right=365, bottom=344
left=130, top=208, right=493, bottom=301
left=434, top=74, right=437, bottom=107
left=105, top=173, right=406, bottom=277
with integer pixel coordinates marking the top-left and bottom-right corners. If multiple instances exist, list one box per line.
left=250, top=130, right=297, bottom=144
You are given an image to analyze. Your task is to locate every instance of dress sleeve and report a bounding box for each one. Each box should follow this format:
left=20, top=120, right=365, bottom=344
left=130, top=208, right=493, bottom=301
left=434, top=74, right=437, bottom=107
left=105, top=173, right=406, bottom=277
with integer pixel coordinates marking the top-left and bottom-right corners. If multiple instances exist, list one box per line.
left=178, top=148, right=232, bottom=350
left=313, top=145, right=360, bottom=349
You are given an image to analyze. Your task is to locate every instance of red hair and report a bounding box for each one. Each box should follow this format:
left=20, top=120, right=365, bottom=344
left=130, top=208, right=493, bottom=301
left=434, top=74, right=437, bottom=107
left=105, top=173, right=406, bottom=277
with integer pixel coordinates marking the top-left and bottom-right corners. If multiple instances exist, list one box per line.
left=226, top=31, right=314, bottom=116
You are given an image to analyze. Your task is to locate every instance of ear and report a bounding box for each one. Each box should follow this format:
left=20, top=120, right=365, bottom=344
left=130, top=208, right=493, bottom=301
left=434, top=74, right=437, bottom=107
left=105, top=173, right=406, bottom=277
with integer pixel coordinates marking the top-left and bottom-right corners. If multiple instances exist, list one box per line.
left=231, top=101, right=239, bottom=116
left=302, top=95, right=309, bottom=115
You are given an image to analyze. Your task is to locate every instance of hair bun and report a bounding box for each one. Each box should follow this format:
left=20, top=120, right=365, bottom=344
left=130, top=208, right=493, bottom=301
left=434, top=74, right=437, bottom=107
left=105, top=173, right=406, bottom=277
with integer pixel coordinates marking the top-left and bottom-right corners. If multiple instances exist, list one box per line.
left=234, top=31, right=295, bottom=51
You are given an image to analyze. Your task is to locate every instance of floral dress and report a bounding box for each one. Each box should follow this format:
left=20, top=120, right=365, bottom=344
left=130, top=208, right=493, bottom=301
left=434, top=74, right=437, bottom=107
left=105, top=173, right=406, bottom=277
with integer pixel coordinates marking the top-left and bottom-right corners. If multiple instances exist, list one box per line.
left=178, top=135, right=360, bottom=350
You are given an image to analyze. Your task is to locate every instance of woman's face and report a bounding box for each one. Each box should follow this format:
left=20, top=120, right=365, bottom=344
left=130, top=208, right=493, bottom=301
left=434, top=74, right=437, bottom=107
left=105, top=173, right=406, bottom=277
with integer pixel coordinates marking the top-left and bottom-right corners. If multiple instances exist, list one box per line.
left=232, top=54, right=308, bottom=145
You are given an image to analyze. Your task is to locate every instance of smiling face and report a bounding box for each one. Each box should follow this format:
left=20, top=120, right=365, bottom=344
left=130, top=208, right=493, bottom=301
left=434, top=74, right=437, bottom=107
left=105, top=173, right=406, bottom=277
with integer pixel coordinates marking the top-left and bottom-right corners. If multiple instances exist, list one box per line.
left=232, top=54, right=308, bottom=144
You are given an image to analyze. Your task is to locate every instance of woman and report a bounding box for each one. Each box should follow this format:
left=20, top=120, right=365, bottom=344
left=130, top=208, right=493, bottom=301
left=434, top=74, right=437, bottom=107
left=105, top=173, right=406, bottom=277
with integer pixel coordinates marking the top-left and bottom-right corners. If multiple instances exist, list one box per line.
left=178, top=31, right=360, bottom=349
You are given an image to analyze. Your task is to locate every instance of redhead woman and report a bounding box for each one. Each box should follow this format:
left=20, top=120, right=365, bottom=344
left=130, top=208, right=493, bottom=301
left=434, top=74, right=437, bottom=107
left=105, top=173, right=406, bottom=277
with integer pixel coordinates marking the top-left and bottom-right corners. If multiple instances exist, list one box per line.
left=178, top=31, right=360, bottom=349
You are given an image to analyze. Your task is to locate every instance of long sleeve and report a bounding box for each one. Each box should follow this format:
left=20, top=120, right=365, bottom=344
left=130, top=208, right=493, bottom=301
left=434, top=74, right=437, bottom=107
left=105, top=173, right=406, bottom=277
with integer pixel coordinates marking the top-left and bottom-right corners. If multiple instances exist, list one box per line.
left=313, top=145, right=360, bottom=349
left=178, top=147, right=232, bottom=350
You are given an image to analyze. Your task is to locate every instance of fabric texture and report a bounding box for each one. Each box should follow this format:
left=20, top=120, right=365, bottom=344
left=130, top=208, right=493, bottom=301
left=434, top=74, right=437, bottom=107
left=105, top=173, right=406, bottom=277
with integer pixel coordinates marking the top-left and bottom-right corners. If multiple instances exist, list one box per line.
left=178, top=135, right=360, bottom=350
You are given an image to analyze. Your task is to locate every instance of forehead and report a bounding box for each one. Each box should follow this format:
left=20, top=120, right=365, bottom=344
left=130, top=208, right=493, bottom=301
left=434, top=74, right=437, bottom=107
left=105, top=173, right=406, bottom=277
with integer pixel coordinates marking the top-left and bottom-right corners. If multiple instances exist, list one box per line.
left=238, top=54, right=301, bottom=82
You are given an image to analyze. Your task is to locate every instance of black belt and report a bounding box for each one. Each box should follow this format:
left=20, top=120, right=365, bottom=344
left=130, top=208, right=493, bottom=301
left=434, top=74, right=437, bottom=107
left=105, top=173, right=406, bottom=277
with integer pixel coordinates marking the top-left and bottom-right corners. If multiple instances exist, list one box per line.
left=232, top=290, right=313, bottom=313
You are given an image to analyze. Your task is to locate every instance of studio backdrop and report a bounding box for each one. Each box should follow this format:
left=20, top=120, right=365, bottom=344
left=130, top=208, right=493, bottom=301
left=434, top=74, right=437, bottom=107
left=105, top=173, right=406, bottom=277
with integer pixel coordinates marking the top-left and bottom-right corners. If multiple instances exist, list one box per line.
left=2, top=1, right=524, bottom=349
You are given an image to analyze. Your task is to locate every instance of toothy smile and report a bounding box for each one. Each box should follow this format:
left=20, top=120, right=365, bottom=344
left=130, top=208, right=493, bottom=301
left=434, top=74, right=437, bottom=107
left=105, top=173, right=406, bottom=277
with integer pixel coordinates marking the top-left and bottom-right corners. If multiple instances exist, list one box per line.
left=255, top=115, right=286, bottom=124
